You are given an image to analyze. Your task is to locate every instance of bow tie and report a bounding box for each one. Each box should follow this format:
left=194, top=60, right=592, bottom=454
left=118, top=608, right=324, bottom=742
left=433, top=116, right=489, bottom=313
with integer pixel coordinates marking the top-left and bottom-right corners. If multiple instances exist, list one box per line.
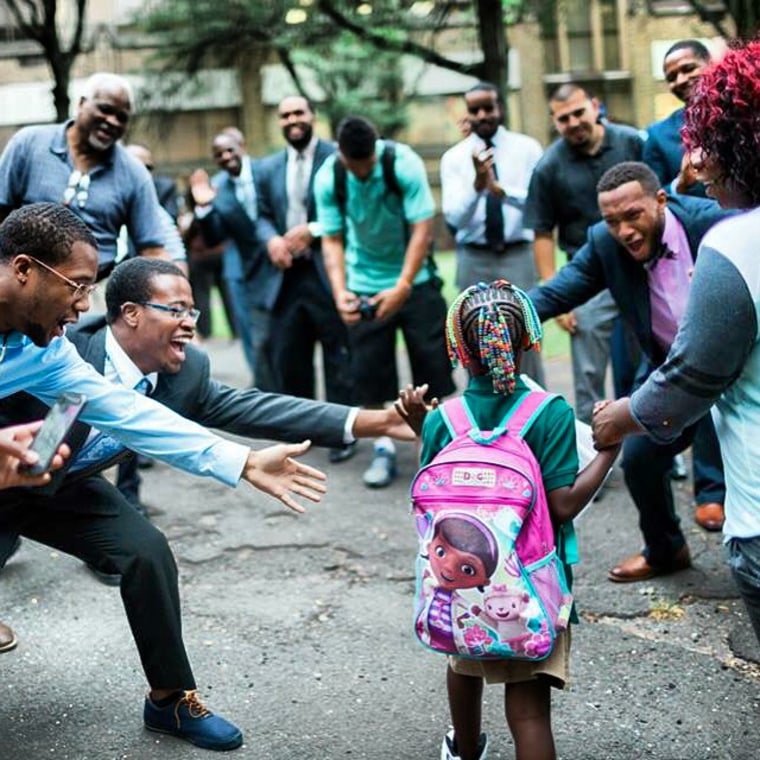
left=645, top=242, right=676, bottom=269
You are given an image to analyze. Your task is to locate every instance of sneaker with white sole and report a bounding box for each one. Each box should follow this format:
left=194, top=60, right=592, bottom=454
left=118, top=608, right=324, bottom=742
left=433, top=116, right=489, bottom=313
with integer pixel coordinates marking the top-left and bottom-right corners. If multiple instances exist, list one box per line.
left=441, top=729, right=488, bottom=760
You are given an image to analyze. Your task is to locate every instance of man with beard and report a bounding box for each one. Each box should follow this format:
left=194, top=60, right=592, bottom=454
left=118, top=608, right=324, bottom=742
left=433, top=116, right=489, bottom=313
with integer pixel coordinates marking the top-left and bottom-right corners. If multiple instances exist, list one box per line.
left=189, top=129, right=271, bottom=386
left=440, top=81, right=545, bottom=384
left=644, top=39, right=712, bottom=197
left=255, top=96, right=356, bottom=464
left=529, top=161, right=729, bottom=582
left=592, top=41, right=760, bottom=646
left=525, top=84, right=643, bottom=423
left=0, top=72, right=168, bottom=282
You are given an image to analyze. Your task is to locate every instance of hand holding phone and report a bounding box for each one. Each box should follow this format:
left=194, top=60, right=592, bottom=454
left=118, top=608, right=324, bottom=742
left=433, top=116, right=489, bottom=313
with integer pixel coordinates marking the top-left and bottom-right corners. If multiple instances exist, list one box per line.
left=18, top=392, right=86, bottom=476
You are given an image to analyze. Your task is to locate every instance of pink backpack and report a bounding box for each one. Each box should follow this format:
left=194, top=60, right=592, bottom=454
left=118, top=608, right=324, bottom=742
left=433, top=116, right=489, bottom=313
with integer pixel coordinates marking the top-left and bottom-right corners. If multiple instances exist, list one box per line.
left=411, top=392, right=573, bottom=661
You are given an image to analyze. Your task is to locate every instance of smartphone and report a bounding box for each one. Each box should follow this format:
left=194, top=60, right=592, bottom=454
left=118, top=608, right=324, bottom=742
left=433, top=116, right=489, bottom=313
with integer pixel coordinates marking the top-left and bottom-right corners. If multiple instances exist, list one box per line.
left=19, top=392, right=87, bottom=476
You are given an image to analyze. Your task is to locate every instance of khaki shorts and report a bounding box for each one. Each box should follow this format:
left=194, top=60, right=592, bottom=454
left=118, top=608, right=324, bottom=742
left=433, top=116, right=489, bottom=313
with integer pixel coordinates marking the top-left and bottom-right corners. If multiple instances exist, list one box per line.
left=449, top=629, right=571, bottom=688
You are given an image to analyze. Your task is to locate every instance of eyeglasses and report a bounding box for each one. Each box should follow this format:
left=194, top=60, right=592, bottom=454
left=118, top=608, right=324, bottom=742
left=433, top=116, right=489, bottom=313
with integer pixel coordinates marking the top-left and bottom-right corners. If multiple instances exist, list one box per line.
left=28, top=256, right=97, bottom=300
left=62, top=170, right=91, bottom=209
left=140, top=302, right=201, bottom=324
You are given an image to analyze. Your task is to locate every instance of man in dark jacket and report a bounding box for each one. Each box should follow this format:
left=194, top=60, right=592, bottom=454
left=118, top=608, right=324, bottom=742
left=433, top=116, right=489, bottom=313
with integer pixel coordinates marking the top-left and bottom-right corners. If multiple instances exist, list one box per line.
left=529, top=162, right=729, bottom=582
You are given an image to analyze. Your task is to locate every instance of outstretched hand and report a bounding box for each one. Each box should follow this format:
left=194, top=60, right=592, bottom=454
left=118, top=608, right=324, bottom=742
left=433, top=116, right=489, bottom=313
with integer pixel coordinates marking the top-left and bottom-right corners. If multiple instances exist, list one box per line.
left=242, top=440, right=327, bottom=514
left=0, top=421, right=70, bottom=490
left=394, top=384, right=437, bottom=437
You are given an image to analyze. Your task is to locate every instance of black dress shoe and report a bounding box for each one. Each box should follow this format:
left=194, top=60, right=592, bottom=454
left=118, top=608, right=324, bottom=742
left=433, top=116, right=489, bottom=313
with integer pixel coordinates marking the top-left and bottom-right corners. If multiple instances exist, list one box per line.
left=328, top=442, right=357, bottom=464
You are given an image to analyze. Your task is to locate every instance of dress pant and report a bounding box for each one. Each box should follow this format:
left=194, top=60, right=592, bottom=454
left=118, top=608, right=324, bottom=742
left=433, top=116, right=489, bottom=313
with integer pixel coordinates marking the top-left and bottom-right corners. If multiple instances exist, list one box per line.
left=620, top=419, right=720, bottom=567
left=268, top=259, right=354, bottom=404
left=0, top=475, right=196, bottom=690
left=569, top=289, right=620, bottom=423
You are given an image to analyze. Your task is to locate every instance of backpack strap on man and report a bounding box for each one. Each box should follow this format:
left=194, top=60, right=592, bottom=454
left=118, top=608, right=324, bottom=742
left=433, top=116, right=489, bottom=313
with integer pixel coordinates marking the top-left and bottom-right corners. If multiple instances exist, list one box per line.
left=333, top=139, right=400, bottom=217
left=503, top=391, right=556, bottom=439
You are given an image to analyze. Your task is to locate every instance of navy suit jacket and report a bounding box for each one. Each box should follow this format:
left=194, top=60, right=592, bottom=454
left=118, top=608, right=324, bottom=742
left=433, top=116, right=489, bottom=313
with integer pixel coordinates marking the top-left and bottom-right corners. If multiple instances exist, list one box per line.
left=529, top=196, right=730, bottom=367
left=255, top=138, right=336, bottom=298
left=0, top=316, right=350, bottom=507
left=643, top=108, right=706, bottom=197
left=197, top=156, right=277, bottom=309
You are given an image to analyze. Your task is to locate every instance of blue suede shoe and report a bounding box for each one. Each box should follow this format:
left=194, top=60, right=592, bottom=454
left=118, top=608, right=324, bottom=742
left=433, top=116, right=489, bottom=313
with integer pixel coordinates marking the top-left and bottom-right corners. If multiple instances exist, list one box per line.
left=144, top=690, right=243, bottom=751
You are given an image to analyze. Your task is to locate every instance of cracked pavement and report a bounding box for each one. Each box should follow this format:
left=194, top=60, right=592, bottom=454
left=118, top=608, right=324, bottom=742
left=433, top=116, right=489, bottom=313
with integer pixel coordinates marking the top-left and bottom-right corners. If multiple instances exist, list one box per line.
left=2, top=340, right=759, bottom=759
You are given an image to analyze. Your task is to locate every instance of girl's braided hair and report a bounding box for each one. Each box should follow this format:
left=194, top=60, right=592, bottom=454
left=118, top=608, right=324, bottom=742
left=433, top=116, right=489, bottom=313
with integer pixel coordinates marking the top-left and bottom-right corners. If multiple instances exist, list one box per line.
left=445, top=280, right=542, bottom=394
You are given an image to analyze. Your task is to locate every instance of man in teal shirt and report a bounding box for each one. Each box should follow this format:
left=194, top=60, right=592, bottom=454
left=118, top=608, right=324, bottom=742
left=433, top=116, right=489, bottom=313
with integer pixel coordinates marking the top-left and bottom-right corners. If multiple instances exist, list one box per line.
left=315, top=116, right=454, bottom=487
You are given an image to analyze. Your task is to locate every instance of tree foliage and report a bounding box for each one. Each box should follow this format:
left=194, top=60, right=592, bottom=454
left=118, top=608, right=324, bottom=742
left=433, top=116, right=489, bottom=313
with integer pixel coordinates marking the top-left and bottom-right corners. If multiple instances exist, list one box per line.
left=139, top=0, right=532, bottom=127
left=1, top=0, right=88, bottom=120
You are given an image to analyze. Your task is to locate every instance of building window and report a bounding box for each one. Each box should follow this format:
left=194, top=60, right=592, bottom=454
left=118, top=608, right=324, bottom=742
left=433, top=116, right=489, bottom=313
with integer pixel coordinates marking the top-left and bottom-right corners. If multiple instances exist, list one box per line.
left=543, top=0, right=624, bottom=74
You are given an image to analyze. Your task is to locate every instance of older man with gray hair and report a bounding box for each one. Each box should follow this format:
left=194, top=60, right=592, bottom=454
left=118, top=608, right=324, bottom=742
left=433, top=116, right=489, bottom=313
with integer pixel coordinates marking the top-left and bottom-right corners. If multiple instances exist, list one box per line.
left=0, top=71, right=170, bottom=282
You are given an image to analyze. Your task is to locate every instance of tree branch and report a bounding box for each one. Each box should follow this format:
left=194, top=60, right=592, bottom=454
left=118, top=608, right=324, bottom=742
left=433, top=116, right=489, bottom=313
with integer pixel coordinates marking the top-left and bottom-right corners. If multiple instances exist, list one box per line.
left=315, top=0, right=484, bottom=78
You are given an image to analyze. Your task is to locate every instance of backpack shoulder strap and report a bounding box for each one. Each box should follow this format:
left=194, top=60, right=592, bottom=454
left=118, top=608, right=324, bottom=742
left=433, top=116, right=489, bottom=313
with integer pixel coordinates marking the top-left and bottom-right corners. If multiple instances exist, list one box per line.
left=381, top=140, right=401, bottom=198
left=333, top=158, right=348, bottom=215
left=332, top=140, right=398, bottom=217
left=439, top=397, right=477, bottom=439
left=504, top=391, right=556, bottom=439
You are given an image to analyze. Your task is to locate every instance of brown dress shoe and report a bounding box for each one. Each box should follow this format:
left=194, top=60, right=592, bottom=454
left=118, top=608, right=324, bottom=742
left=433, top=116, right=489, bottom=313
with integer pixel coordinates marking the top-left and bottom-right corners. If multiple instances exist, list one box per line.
left=0, top=620, right=18, bottom=652
left=694, top=502, right=725, bottom=532
left=608, top=545, right=691, bottom=583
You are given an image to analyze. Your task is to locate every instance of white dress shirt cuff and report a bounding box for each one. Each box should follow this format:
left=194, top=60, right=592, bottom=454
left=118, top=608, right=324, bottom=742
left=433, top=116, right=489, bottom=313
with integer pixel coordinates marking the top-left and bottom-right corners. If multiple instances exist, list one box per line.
left=343, top=407, right=360, bottom=444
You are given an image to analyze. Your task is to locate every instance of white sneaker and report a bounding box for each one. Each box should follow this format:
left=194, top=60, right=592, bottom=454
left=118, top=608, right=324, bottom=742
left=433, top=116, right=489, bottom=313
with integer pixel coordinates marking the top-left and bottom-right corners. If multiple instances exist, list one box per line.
left=440, top=729, right=488, bottom=760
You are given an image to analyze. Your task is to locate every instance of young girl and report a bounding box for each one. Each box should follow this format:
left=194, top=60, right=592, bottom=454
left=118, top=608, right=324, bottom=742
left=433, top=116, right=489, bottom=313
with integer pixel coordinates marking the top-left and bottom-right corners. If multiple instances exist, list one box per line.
left=407, top=280, right=619, bottom=760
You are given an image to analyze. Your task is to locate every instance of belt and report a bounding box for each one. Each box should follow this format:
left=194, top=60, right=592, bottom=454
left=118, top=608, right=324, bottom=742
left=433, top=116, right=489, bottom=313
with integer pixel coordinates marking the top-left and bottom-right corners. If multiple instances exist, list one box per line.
left=464, top=240, right=529, bottom=253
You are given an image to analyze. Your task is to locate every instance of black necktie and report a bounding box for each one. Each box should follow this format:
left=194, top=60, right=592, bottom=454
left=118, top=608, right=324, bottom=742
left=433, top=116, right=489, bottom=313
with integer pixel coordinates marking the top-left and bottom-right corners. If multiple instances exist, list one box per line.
left=483, top=138, right=505, bottom=251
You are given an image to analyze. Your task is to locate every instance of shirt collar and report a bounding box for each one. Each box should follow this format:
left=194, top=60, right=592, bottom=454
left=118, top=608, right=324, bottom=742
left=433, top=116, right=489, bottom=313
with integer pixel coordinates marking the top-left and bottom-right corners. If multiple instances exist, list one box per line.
left=234, top=155, right=253, bottom=185
left=567, top=122, right=611, bottom=160
left=51, top=120, right=115, bottom=167
left=645, top=207, right=684, bottom=269
left=105, top=327, right=157, bottom=392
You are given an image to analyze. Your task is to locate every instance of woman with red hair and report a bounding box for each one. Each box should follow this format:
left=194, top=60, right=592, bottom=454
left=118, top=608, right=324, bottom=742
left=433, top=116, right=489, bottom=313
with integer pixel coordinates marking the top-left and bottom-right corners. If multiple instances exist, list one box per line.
left=592, top=40, right=760, bottom=645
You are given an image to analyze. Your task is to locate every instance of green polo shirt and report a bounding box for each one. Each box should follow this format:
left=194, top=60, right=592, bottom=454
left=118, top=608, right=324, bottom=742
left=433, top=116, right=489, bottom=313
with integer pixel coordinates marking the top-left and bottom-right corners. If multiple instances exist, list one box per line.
left=420, top=375, right=579, bottom=486
left=313, top=139, right=435, bottom=293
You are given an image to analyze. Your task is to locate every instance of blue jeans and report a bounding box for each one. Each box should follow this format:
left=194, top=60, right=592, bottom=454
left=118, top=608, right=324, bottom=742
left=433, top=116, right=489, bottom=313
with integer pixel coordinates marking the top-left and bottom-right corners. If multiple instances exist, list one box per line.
left=726, top=537, right=760, bottom=646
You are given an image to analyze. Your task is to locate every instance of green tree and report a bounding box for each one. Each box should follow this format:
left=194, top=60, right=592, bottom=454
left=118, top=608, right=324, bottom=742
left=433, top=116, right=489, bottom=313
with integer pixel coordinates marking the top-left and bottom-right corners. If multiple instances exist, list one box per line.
left=139, top=0, right=541, bottom=126
left=1, top=0, right=88, bottom=121
left=292, top=33, right=408, bottom=137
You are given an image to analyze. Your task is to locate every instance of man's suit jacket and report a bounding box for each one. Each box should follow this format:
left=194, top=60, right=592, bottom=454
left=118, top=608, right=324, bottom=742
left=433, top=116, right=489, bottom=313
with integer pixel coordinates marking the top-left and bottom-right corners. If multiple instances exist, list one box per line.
left=0, top=316, right=350, bottom=508
left=529, top=196, right=730, bottom=367
left=197, top=156, right=276, bottom=309
left=255, top=138, right=336, bottom=300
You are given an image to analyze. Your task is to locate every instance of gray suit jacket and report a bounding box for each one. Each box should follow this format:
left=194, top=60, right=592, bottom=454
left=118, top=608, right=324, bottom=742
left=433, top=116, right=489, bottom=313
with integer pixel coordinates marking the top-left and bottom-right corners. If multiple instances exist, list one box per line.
left=0, top=315, right=350, bottom=506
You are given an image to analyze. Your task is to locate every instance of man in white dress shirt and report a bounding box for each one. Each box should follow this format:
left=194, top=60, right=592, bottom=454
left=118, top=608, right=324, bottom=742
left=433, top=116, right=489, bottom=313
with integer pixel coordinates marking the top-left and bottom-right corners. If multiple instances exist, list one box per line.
left=440, top=81, right=545, bottom=383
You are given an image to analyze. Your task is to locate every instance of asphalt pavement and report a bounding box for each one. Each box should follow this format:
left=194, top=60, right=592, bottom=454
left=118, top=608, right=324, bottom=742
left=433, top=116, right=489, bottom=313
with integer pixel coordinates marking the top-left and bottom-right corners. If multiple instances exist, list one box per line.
left=2, top=337, right=759, bottom=760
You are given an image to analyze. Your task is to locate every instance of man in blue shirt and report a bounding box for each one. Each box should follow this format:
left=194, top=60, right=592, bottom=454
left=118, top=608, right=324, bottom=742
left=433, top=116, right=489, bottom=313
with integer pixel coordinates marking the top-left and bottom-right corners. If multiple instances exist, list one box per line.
left=0, top=202, right=326, bottom=751
left=315, top=116, right=455, bottom=488
left=0, top=72, right=169, bottom=281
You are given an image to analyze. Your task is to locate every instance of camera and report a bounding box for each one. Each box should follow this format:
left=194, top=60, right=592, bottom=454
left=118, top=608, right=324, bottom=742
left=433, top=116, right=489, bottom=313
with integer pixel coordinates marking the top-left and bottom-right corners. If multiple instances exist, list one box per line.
left=358, top=295, right=378, bottom=321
